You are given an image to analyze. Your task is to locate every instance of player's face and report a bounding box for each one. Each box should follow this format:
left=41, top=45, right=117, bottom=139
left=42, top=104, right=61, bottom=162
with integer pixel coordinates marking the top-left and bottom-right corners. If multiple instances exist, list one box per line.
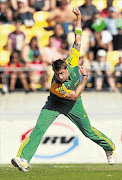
left=54, top=68, right=69, bottom=83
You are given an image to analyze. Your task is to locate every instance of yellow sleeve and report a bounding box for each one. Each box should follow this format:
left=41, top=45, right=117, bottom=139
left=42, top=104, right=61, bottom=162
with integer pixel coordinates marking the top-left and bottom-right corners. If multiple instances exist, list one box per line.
left=49, top=81, right=71, bottom=98
left=65, top=48, right=79, bottom=67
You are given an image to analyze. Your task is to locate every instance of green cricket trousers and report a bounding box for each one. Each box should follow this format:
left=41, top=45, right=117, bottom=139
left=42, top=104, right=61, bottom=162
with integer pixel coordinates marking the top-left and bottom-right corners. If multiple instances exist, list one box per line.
left=17, top=97, right=115, bottom=163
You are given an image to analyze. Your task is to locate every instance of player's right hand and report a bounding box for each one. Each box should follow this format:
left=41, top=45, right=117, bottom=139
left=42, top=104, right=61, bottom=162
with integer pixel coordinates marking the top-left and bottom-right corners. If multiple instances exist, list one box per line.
left=78, top=66, right=88, bottom=76
left=72, top=7, right=82, bottom=19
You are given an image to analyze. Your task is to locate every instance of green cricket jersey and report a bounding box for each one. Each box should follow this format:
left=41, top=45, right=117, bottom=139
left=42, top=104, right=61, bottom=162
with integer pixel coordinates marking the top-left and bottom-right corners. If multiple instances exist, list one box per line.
left=49, top=47, right=80, bottom=102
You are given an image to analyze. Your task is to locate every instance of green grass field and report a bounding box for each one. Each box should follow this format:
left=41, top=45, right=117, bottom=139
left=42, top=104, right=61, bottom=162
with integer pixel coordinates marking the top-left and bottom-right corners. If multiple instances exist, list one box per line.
left=0, top=164, right=122, bottom=180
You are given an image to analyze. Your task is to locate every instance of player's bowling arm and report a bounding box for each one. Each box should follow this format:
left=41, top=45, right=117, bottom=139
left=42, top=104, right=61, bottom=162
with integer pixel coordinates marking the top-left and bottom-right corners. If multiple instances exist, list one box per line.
left=65, top=7, right=82, bottom=66
left=65, top=66, right=88, bottom=100
left=65, top=76, right=88, bottom=100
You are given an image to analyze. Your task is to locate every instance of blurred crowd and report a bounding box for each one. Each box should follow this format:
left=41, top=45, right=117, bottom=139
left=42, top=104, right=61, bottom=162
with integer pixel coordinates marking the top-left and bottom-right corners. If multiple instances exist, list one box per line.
left=0, top=0, right=122, bottom=94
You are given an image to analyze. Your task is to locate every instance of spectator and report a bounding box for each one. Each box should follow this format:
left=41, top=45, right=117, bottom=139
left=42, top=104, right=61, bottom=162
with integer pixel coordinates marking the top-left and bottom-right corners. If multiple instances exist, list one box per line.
left=52, top=23, right=70, bottom=58
left=78, top=53, right=92, bottom=84
left=14, top=0, right=35, bottom=27
left=0, top=65, right=8, bottom=94
left=0, top=45, right=10, bottom=93
left=91, top=49, right=117, bottom=91
left=7, top=51, right=30, bottom=92
left=40, top=36, right=63, bottom=87
left=29, top=0, right=50, bottom=11
left=40, top=36, right=63, bottom=66
left=78, top=0, right=99, bottom=28
left=81, top=28, right=95, bottom=62
left=114, top=17, right=122, bottom=50
left=7, top=20, right=25, bottom=55
left=56, top=0, right=71, bottom=8
left=50, top=0, right=56, bottom=10
left=105, top=7, right=119, bottom=35
left=10, top=0, right=28, bottom=12
left=46, top=0, right=75, bottom=34
left=22, top=36, right=40, bottom=64
left=100, top=0, right=113, bottom=18
left=105, top=7, right=119, bottom=50
left=29, top=52, right=49, bottom=90
left=114, top=52, right=122, bottom=86
left=85, top=10, right=101, bottom=32
left=22, top=36, right=40, bottom=90
left=85, top=11, right=101, bottom=62
left=52, top=23, right=69, bottom=50
left=0, top=0, right=13, bottom=23
left=92, top=17, right=113, bottom=59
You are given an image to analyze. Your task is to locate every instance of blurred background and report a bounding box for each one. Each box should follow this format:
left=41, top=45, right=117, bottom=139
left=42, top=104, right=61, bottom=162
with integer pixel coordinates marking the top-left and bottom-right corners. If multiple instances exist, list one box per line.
left=0, top=0, right=122, bottom=93
left=0, top=0, right=122, bottom=164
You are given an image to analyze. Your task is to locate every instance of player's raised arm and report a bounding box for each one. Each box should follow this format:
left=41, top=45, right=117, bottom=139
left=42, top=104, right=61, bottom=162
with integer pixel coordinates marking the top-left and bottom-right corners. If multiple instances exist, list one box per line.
left=72, top=7, right=82, bottom=51
left=65, top=7, right=82, bottom=67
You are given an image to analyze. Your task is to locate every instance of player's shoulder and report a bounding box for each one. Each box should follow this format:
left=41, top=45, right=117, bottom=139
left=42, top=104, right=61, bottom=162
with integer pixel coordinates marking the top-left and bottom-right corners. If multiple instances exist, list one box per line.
left=66, top=48, right=79, bottom=66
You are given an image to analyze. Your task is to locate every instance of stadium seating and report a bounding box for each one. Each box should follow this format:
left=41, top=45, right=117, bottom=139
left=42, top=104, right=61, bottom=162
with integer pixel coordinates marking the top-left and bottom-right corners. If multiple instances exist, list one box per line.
left=106, top=51, right=120, bottom=71
left=113, top=0, right=122, bottom=12
left=37, top=28, right=54, bottom=48
left=71, top=0, right=85, bottom=7
left=33, top=11, right=52, bottom=27
left=20, top=24, right=54, bottom=47
left=20, top=25, right=37, bottom=44
left=71, top=0, right=121, bottom=11
left=0, top=50, right=11, bottom=66
left=92, top=0, right=106, bottom=10
left=0, top=24, right=15, bottom=50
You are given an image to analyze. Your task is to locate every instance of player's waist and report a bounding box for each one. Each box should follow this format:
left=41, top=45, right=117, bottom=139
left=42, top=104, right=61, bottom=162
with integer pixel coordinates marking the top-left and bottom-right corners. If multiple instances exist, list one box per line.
left=49, top=93, right=76, bottom=104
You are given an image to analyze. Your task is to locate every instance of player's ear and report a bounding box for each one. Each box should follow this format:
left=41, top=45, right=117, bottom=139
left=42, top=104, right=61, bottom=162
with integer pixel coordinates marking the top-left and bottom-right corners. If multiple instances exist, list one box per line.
left=66, top=67, right=68, bottom=71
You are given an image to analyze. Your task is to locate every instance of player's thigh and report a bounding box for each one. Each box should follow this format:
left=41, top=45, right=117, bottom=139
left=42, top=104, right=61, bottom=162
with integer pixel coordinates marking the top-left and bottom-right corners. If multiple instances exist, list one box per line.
left=66, top=98, right=92, bottom=132
left=36, top=106, right=60, bottom=128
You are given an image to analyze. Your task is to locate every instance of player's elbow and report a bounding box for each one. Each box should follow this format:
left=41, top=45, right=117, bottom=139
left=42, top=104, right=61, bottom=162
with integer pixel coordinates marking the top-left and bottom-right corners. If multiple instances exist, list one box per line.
left=65, top=91, right=79, bottom=101
left=72, top=95, right=79, bottom=101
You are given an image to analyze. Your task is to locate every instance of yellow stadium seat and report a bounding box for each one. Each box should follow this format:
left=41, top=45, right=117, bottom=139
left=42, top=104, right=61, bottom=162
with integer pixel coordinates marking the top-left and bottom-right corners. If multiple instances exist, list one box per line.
left=20, top=23, right=54, bottom=47
left=20, top=25, right=35, bottom=44
left=0, top=37, right=7, bottom=51
left=71, top=0, right=107, bottom=10
left=38, top=35, right=50, bottom=48
left=33, top=11, right=52, bottom=27
left=32, top=25, right=54, bottom=47
left=106, top=51, right=120, bottom=71
left=113, top=0, right=122, bottom=12
left=38, top=30, right=54, bottom=48
left=71, top=0, right=121, bottom=12
left=0, top=50, right=10, bottom=66
left=71, top=0, right=85, bottom=7
left=0, top=24, right=15, bottom=36
left=0, top=24, right=15, bottom=50
left=92, top=0, right=106, bottom=10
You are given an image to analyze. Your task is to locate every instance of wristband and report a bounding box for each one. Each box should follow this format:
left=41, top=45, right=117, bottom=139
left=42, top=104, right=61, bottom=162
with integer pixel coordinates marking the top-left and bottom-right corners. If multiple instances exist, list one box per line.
left=83, top=75, right=88, bottom=77
left=75, top=27, right=82, bottom=35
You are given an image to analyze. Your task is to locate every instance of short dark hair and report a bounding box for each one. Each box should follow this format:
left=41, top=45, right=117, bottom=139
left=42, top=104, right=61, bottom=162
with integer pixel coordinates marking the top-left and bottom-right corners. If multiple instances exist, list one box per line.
left=52, top=59, right=67, bottom=71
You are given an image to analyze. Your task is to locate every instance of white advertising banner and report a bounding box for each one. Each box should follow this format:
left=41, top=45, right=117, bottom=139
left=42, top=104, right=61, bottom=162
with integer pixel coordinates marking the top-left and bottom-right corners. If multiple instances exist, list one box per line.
left=0, top=116, right=122, bottom=164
